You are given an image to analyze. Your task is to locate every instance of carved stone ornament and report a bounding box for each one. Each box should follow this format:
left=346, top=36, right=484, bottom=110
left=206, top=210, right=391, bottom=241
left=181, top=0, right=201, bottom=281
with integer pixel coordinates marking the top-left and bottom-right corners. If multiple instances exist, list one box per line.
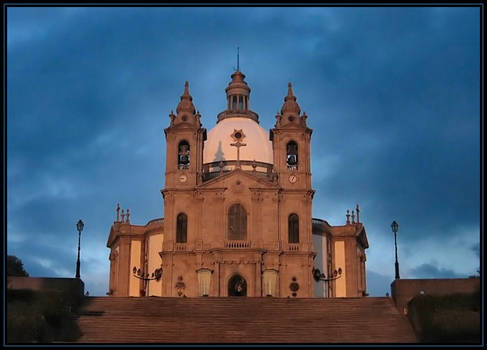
left=230, top=129, right=246, bottom=142
left=175, top=275, right=186, bottom=297
left=251, top=191, right=263, bottom=201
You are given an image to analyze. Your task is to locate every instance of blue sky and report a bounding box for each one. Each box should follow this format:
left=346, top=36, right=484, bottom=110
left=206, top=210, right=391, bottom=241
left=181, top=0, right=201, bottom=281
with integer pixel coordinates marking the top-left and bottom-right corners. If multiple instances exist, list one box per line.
left=6, top=6, right=481, bottom=296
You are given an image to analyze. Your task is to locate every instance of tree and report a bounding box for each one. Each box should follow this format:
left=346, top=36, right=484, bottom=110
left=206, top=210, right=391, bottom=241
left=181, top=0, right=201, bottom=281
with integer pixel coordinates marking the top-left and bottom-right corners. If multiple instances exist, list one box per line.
left=7, top=255, right=29, bottom=277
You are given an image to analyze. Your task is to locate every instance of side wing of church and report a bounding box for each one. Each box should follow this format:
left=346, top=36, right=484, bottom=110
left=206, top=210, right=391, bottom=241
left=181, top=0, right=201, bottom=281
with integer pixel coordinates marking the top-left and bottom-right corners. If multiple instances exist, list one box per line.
left=106, top=70, right=369, bottom=298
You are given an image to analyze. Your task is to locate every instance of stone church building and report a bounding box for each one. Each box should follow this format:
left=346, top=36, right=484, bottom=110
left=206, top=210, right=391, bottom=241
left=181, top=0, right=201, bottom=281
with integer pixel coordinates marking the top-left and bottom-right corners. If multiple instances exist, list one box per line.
left=107, top=70, right=369, bottom=298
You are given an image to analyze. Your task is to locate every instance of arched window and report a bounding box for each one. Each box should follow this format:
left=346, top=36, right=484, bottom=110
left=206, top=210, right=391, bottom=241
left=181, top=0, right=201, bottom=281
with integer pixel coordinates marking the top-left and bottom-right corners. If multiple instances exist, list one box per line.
left=288, top=214, right=299, bottom=243
left=178, top=140, right=190, bottom=169
left=176, top=213, right=187, bottom=243
left=228, top=204, right=247, bottom=241
left=232, top=96, right=237, bottom=111
left=287, top=141, right=298, bottom=170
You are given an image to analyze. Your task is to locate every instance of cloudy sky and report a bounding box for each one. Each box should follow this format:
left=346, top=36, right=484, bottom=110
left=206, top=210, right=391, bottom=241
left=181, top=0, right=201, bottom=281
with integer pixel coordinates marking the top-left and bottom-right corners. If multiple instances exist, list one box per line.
left=6, top=6, right=481, bottom=296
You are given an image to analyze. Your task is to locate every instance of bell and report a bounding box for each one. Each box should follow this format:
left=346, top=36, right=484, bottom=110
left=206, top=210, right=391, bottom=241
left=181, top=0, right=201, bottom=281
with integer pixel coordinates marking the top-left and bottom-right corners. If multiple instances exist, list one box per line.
left=287, top=155, right=297, bottom=165
left=179, top=155, right=189, bottom=165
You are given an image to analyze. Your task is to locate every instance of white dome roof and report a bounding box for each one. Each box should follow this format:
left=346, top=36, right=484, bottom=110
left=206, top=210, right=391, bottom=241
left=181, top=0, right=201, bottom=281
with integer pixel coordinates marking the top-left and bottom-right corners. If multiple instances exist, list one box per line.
left=203, top=118, right=274, bottom=164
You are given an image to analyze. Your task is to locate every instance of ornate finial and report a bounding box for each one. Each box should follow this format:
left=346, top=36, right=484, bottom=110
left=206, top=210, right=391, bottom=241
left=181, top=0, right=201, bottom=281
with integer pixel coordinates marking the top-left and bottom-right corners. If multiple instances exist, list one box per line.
left=116, top=203, right=120, bottom=222
left=346, top=209, right=350, bottom=224
left=281, top=82, right=301, bottom=115
left=183, top=81, right=190, bottom=96
left=176, top=81, right=196, bottom=115
left=288, top=82, right=294, bottom=97
left=356, top=204, right=360, bottom=223
left=351, top=210, right=355, bottom=224
left=121, top=209, right=125, bottom=223
left=126, top=208, right=130, bottom=223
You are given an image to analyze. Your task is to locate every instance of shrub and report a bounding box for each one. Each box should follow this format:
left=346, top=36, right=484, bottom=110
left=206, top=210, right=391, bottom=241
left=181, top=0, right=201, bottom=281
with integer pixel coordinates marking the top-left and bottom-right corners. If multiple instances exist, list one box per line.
left=408, top=291, right=481, bottom=344
left=6, top=289, right=82, bottom=343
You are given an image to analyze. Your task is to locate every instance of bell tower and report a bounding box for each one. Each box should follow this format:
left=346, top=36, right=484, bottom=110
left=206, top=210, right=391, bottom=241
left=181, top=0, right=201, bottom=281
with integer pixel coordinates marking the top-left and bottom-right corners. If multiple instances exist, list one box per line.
left=160, top=82, right=207, bottom=292
left=271, top=83, right=312, bottom=190
left=164, top=81, right=206, bottom=189
left=270, top=83, right=315, bottom=297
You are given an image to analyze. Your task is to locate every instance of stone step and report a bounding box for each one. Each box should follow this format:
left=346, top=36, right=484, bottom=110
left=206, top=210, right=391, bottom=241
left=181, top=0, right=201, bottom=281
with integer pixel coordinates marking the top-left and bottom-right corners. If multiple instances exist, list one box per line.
left=75, top=297, right=417, bottom=343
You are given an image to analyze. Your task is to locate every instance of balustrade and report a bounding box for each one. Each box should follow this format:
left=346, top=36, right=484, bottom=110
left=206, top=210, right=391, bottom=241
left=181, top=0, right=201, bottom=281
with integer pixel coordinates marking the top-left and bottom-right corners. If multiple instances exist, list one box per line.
left=202, top=160, right=274, bottom=181
left=225, top=240, right=251, bottom=248
left=175, top=243, right=187, bottom=251
left=288, top=243, right=300, bottom=251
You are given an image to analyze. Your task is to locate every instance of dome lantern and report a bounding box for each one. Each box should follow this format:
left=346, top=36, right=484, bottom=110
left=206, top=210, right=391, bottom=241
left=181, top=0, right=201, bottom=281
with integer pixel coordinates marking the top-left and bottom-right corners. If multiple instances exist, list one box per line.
left=218, top=70, right=259, bottom=123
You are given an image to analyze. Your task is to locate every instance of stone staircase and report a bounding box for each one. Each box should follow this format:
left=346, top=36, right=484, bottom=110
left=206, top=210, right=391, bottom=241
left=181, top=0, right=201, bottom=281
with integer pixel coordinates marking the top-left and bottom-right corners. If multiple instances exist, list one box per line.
left=75, top=297, right=418, bottom=343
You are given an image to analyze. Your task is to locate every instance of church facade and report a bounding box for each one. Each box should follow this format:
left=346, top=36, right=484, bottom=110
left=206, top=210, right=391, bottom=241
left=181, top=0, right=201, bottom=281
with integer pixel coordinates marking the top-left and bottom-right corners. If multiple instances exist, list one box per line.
left=107, top=70, right=369, bottom=298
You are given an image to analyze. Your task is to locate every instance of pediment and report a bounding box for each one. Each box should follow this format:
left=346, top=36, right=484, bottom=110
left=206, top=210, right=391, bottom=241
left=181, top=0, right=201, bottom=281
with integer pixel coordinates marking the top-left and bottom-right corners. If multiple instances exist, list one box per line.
left=197, top=168, right=278, bottom=190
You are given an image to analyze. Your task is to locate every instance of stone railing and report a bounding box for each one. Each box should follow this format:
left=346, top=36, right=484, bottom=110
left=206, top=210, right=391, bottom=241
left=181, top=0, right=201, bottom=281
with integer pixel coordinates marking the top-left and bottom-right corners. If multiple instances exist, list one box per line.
left=175, top=243, right=187, bottom=251
left=225, top=240, right=251, bottom=248
left=287, top=243, right=300, bottom=251
left=202, top=160, right=275, bottom=182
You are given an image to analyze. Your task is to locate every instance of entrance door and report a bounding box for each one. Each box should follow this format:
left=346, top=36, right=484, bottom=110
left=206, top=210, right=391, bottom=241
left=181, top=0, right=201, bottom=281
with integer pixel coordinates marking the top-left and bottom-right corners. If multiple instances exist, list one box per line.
left=228, top=275, right=247, bottom=296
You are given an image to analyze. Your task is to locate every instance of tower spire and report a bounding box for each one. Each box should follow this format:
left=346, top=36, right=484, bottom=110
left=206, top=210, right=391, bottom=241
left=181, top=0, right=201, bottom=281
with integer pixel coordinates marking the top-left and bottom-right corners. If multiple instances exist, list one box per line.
left=280, top=82, right=301, bottom=115
left=176, top=81, right=196, bottom=115
left=183, top=81, right=190, bottom=96
left=287, top=82, right=294, bottom=97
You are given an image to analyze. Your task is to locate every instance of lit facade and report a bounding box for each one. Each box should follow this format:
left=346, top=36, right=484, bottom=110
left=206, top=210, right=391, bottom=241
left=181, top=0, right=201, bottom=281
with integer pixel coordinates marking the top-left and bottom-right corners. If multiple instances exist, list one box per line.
left=107, top=70, right=369, bottom=298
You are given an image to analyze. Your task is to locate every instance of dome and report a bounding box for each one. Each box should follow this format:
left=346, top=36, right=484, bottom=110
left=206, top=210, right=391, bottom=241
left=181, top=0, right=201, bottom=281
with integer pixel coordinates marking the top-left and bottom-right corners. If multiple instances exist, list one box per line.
left=203, top=117, right=273, bottom=164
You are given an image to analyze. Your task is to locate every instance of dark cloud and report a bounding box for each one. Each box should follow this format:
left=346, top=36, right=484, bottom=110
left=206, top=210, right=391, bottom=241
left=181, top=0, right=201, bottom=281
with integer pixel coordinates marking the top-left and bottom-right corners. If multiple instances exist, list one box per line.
left=409, top=263, right=467, bottom=279
left=8, top=239, right=76, bottom=278
left=6, top=7, right=480, bottom=295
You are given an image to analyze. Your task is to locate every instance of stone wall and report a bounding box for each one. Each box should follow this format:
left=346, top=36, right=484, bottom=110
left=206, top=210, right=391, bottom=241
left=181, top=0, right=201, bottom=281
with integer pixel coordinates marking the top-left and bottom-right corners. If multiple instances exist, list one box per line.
left=7, top=276, right=85, bottom=296
left=391, top=277, right=480, bottom=313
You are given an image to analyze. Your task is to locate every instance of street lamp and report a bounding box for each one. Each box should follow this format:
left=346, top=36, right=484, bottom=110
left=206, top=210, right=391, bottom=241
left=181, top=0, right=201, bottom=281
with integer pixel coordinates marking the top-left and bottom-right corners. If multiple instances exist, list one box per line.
left=391, top=220, right=400, bottom=279
left=312, top=267, right=343, bottom=297
left=75, top=219, right=84, bottom=279
left=133, top=266, right=163, bottom=296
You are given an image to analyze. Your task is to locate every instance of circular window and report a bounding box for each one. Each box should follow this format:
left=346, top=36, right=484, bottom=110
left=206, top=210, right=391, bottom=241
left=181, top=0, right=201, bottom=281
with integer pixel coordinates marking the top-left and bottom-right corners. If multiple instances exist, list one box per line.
left=182, top=115, right=187, bottom=121
left=235, top=132, right=242, bottom=139
left=290, top=282, right=300, bottom=292
left=288, top=116, right=295, bottom=122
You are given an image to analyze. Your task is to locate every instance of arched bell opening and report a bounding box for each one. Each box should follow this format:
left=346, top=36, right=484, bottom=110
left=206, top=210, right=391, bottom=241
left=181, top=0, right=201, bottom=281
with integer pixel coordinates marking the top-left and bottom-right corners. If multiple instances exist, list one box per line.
left=178, top=140, right=190, bottom=169
left=286, top=141, right=298, bottom=170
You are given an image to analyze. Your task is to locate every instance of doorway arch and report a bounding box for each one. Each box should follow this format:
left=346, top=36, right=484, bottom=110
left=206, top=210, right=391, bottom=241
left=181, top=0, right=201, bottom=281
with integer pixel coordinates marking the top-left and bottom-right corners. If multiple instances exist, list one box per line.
left=228, top=274, right=247, bottom=296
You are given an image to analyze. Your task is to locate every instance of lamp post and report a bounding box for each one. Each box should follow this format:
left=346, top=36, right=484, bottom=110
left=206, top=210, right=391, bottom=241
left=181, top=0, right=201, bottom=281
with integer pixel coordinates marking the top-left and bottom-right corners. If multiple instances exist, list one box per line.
left=75, top=219, right=84, bottom=279
left=391, top=220, right=400, bottom=279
